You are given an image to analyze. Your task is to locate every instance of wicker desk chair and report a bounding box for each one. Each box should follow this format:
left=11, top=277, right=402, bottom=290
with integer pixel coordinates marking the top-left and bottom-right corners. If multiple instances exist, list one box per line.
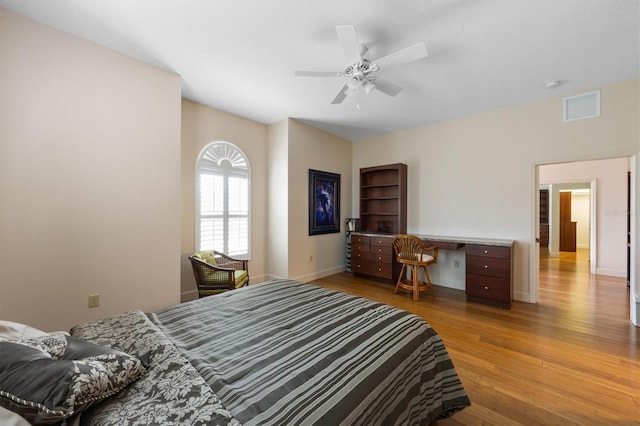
left=188, top=250, right=249, bottom=298
left=392, top=234, right=438, bottom=301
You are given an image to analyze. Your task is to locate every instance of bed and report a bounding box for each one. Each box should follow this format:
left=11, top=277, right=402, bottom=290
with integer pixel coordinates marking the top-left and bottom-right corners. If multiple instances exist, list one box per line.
left=1, top=279, right=470, bottom=425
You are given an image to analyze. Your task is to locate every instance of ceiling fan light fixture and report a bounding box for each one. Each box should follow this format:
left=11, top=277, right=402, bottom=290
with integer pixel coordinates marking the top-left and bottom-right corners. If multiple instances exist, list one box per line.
left=362, top=80, right=375, bottom=94
left=294, top=25, right=429, bottom=105
left=545, top=80, right=562, bottom=89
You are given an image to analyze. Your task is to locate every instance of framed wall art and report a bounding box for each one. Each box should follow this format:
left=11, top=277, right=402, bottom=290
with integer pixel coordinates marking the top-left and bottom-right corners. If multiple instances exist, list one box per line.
left=308, top=169, right=340, bottom=235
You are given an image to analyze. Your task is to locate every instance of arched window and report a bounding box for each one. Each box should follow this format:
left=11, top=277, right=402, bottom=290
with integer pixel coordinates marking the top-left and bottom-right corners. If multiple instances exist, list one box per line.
left=195, top=142, right=250, bottom=257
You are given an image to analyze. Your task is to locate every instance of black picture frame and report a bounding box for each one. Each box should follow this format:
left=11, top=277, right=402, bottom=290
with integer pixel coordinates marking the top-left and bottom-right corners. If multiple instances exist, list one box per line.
left=309, top=169, right=340, bottom=235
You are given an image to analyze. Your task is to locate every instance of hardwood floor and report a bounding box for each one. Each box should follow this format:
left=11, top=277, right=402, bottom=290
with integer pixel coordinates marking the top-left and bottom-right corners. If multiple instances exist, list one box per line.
left=309, top=249, right=639, bottom=425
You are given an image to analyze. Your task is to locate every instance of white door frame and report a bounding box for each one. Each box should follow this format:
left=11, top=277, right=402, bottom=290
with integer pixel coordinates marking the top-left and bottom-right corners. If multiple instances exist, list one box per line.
left=589, top=179, right=597, bottom=275
left=631, top=154, right=638, bottom=326
left=531, top=158, right=637, bottom=325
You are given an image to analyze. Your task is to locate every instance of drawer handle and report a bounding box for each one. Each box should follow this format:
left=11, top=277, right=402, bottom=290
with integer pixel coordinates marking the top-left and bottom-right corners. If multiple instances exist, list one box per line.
left=484, top=286, right=489, bottom=290
left=378, top=256, right=382, bottom=260
left=484, top=250, right=488, bottom=254
left=378, top=240, right=382, bottom=244
left=484, top=265, right=488, bottom=269
left=378, top=248, right=383, bottom=252
left=378, top=268, right=382, bottom=272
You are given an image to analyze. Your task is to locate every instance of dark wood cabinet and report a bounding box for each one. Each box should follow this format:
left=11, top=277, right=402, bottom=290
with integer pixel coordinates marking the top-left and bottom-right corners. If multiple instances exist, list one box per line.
left=350, top=234, right=394, bottom=279
left=539, top=189, right=549, bottom=246
left=465, top=243, right=514, bottom=309
left=539, top=224, right=549, bottom=247
left=539, top=189, right=549, bottom=224
left=559, top=191, right=577, bottom=252
left=360, top=164, right=407, bottom=235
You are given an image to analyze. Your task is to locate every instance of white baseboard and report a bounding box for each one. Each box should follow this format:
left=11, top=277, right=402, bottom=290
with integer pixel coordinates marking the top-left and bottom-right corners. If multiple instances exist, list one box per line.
left=595, top=268, right=626, bottom=278
left=292, top=265, right=345, bottom=283
left=513, top=290, right=531, bottom=303
left=433, top=280, right=465, bottom=291
left=180, top=289, right=198, bottom=303
left=248, top=274, right=268, bottom=284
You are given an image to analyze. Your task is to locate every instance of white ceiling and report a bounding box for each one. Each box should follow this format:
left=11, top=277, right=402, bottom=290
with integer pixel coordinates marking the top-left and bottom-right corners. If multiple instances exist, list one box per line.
left=2, top=0, right=638, bottom=141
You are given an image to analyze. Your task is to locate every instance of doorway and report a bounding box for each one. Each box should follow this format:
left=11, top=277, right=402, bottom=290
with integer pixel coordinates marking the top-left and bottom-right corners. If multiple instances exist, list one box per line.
left=539, top=183, right=592, bottom=260
left=533, top=157, right=633, bottom=322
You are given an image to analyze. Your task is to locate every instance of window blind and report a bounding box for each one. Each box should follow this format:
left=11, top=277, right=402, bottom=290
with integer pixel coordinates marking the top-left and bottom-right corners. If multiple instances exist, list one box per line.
left=196, top=143, right=250, bottom=257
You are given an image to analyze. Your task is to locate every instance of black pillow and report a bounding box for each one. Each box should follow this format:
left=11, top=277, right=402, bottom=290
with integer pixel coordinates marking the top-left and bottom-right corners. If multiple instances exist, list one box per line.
left=0, top=334, right=145, bottom=425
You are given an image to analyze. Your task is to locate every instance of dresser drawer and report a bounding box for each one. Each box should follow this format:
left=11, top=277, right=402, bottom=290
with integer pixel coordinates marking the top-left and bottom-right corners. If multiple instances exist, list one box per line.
left=466, top=274, right=511, bottom=303
left=351, top=235, right=370, bottom=245
left=466, top=244, right=511, bottom=259
left=351, top=259, right=392, bottom=279
left=353, top=252, right=392, bottom=263
left=351, top=259, right=380, bottom=275
left=352, top=251, right=374, bottom=261
left=370, top=262, right=392, bottom=279
left=351, top=259, right=369, bottom=273
left=369, top=244, right=393, bottom=256
left=371, top=253, right=392, bottom=264
left=351, top=243, right=371, bottom=253
left=466, top=256, right=511, bottom=278
left=369, top=236, right=392, bottom=247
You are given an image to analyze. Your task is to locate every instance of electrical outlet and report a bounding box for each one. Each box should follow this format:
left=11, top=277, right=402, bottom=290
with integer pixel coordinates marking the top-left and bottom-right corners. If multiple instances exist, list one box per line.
left=88, top=294, right=100, bottom=308
left=453, top=260, right=460, bottom=268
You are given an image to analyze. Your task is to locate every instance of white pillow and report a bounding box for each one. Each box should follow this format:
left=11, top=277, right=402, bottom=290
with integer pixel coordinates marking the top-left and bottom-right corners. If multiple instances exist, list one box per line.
left=0, top=320, right=69, bottom=341
left=0, top=320, right=49, bottom=341
left=0, top=406, right=31, bottom=426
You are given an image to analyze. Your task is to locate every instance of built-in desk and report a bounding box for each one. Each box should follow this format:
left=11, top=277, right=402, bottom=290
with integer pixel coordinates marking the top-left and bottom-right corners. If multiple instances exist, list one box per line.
left=350, top=232, right=515, bottom=309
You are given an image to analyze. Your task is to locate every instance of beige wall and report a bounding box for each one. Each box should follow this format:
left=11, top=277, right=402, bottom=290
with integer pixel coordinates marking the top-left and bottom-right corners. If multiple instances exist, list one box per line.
left=181, top=99, right=268, bottom=300
left=0, top=10, right=182, bottom=331
left=572, top=192, right=591, bottom=249
left=266, top=120, right=289, bottom=279
left=264, top=119, right=352, bottom=281
left=287, top=119, right=352, bottom=281
left=181, top=108, right=351, bottom=295
left=353, top=78, right=639, bottom=303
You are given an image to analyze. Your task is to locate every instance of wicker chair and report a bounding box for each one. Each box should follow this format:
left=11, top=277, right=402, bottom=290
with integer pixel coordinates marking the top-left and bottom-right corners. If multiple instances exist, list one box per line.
left=392, top=235, right=438, bottom=301
left=188, top=250, right=249, bottom=298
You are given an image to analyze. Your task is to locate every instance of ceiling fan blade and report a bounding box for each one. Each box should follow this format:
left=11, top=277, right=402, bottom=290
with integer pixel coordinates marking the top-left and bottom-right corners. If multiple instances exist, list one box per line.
left=331, top=84, right=350, bottom=104
left=336, top=25, right=361, bottom=62
left=373, top=77, right=403, bottom=97
left=372, top=42, right=428, bottom=69
left=294, top=70, right=343, bottom=77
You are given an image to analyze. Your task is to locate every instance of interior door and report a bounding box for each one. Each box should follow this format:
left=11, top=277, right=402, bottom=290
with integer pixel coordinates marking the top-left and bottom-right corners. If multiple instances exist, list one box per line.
left=559, top=191, right=577, bottom=252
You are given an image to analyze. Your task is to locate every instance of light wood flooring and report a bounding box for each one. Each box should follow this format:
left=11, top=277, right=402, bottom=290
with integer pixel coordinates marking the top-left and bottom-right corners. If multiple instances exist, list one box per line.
left=309, top=249, right=639, bottom=425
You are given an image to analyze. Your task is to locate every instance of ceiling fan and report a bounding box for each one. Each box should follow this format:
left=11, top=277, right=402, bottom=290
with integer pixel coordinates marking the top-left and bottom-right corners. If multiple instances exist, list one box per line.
left=294, top=25, right=428, bottom=105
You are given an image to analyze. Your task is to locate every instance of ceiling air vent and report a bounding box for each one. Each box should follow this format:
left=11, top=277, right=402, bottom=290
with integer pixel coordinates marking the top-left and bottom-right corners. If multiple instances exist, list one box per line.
left=563, top=90, right=600, bottom=122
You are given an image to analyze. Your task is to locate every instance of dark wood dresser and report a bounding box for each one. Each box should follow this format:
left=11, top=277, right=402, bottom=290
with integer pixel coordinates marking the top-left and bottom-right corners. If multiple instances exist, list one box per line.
left=465, top=242, right=514, bottom=309
left=350, top=234, right=394, bottom=280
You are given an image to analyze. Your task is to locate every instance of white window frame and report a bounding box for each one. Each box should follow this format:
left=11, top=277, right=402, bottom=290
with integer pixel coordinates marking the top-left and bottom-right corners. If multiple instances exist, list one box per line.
left=195, top=141, right=251, bottom=258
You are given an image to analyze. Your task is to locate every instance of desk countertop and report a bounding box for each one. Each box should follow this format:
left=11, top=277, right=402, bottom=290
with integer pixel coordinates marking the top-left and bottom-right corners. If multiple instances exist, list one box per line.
left=350, top=232, right=515, bottom=248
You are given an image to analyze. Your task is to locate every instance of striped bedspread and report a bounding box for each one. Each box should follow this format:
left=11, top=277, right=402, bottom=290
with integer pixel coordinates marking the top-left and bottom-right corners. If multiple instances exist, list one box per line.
left=149, top=279, right=470, bottom=425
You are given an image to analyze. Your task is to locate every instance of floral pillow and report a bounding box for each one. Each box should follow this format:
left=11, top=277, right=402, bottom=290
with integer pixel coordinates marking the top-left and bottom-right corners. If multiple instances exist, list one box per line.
left=0, top=334, right=145, bottom=425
